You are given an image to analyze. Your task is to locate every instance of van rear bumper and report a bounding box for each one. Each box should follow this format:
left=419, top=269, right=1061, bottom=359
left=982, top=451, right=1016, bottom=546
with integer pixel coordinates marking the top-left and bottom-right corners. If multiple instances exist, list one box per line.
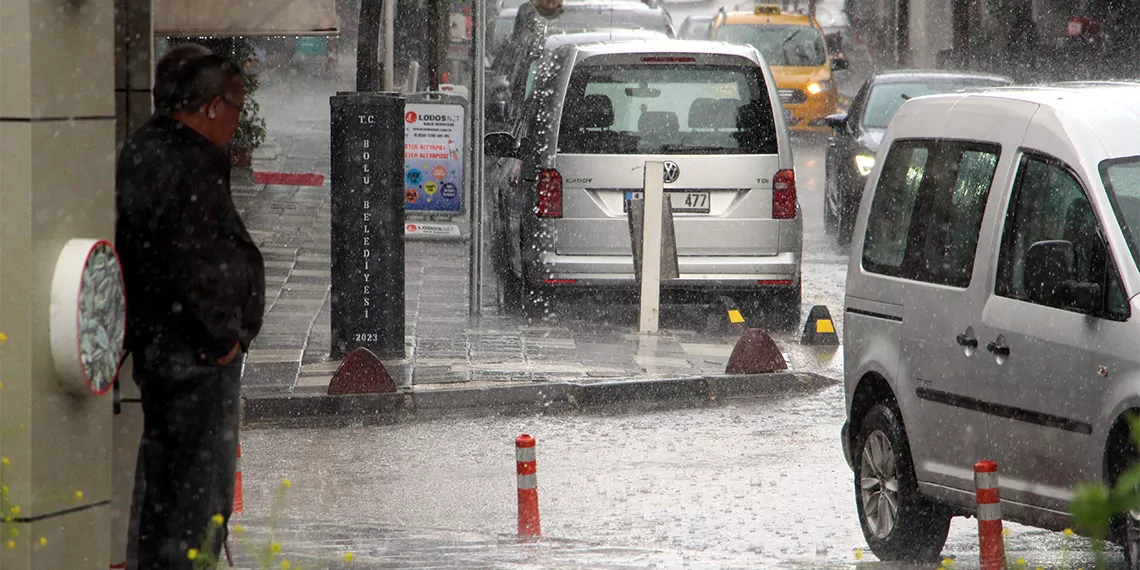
left=534, top=252, right=800, bottom=287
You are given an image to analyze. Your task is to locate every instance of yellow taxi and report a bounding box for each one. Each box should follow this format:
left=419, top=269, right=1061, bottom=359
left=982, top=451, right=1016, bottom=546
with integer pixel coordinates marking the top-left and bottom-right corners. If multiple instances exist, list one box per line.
left=710, top=3, right=847, bottom=132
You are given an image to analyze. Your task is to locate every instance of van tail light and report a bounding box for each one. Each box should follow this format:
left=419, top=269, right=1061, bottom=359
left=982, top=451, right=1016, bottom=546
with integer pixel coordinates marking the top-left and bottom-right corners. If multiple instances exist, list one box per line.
left=773, top=169, right=796, bottom=219
left=536, top=169, right=563, bottom=218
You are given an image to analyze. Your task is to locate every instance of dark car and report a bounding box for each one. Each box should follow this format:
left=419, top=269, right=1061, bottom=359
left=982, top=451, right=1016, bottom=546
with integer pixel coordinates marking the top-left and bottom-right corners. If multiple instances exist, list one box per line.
left=492, top=1, right=675, bottom=56
left=677, top=15, right=714, bottom=39
left=823, top=70, right=1013, bottom=244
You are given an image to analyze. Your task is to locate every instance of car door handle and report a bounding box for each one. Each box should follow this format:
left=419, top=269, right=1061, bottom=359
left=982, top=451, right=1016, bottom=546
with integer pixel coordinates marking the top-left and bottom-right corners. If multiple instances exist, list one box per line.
left=955, top=333, right=978, bottom=349
left=986, top=341, right=1010, bottom=357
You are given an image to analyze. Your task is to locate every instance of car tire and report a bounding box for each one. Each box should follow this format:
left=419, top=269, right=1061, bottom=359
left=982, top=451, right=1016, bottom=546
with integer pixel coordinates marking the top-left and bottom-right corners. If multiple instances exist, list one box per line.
left=824, top=195, right=838, bottom=235
left=854, top=404, right=952, bottom=563
left=837, top=191, right=855, bottom=248
left=1109, top=427, right=1140, bottom=569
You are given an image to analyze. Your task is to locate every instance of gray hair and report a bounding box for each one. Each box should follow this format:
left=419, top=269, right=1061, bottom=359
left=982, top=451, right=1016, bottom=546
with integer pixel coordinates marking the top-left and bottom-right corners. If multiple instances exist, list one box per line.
left=167, top=54, right=244, bottom=114
left=153, top=43, right=212, bottom=110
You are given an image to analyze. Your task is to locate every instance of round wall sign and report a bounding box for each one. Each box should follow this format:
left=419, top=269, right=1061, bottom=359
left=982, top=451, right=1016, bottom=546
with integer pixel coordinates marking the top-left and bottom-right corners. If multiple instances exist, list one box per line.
left=50, top=239, right=126, bottom=396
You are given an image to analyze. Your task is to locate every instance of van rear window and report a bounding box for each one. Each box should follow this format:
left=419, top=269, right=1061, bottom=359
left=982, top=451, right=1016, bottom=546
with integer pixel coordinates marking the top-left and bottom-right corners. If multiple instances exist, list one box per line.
left=557, top=64, right=778, bottom=155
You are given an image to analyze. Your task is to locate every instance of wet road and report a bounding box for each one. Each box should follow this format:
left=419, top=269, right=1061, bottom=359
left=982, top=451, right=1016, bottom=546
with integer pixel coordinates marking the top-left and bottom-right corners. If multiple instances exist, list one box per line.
left=238, top=387, right=1121, bottom=568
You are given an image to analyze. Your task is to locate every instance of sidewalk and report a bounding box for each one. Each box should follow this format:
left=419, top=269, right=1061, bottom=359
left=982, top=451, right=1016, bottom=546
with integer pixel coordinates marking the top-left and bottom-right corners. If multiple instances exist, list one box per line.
left=233, top=77, right=844, bottom=425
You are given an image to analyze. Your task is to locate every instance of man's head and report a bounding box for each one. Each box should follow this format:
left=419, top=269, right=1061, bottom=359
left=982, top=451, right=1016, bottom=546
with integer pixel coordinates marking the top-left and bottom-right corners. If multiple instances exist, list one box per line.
left=153, top=43, right=212, bottom=110
left=533, top=0, right=562, bottom=19
left=168, top=54, right=246, bottom=149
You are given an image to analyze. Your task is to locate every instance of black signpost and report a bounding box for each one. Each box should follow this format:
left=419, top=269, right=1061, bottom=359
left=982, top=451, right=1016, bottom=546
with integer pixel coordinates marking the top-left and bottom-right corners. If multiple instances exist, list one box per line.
left=329, top=92, right=406, bottom=360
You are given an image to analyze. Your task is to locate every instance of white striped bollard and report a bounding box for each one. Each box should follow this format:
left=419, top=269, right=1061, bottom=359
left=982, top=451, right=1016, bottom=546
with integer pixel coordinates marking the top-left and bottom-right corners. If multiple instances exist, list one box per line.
left=975, top=460, right=1005, bottom=570
left=516, top=434, right=541, bottom=536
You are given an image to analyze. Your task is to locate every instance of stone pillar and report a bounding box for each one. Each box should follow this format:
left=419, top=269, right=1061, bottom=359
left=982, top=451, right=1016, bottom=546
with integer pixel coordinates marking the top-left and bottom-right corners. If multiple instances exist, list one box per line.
left=0, top=0, right=117, bottom=566
left=111, top=0, right=151, bottom=567
left=908, top=0, right=954, bottom=67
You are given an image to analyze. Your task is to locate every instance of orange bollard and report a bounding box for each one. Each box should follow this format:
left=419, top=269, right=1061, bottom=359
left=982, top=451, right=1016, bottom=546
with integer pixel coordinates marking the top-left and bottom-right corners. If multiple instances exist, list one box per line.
left=233, top=442, right=244, bottom=514
left=975, top=460, right=1005, bottom=570
left=516, top=434, right=541, bottom=537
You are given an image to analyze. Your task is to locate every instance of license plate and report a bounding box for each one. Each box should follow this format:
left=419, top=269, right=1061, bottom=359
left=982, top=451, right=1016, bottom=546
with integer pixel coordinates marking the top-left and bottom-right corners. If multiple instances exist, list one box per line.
left=624, top=191, right=711, bottom=214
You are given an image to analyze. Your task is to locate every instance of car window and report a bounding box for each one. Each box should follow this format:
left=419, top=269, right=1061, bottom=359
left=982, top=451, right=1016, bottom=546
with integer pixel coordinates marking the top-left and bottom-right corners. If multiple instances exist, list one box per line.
left=715, top=24, right=826, bottom=67
left=1101, top=158, right=1140, bottom=272
left=861, top=80, right=1009, bottom=129
left=557, top=63, right=778, bottom=155
left=998, top=155, right=1128, bottom=317
left=862, top=140, right=999, bottom=287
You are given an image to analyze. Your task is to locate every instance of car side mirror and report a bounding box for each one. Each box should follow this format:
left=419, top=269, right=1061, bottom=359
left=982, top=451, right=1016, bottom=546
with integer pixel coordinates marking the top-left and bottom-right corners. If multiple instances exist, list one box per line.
left=830, top=57, right=849, bottom=71
left=824, top=113, right=849, bottom=132
left=484, top=132, right=519, bottom=158
left=1024, top=240, right=1102, bottom=312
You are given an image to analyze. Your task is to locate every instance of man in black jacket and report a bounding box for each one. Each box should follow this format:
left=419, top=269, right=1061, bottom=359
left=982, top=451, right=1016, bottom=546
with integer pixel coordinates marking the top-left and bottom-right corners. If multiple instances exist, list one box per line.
left=117, top=52, right=265, bottom=569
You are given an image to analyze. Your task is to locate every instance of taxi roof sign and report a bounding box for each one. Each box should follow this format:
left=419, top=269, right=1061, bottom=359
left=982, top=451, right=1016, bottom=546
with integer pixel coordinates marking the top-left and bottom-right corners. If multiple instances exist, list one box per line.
left=754, top=3, right=781, bottom=15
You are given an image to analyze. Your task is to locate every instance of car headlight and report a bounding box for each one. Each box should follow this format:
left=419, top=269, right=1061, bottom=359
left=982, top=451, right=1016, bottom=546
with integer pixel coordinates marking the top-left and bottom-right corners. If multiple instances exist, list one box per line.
left=807, top=80, right=834, bottom=95
left=855, top=154, right=875, bottom=176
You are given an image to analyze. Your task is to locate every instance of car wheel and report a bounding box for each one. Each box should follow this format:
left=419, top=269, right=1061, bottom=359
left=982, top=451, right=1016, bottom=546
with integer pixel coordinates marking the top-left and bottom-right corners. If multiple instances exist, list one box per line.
left=854, top=404, right=951, bottom=562
left=1109, top=428, right=1140, bottom=569
left=824, top=185, right=838, bottom=235
left=836, top=189, right=855, bottom=247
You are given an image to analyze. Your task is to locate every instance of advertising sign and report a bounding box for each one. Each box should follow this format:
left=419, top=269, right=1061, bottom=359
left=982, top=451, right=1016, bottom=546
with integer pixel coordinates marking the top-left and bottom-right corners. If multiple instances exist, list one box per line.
left=404, top=103, right=464, bottom=213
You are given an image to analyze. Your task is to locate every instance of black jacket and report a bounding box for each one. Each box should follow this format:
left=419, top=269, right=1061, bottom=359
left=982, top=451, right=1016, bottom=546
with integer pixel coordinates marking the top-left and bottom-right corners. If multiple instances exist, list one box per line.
left=115, top=114, right=265, bottom=365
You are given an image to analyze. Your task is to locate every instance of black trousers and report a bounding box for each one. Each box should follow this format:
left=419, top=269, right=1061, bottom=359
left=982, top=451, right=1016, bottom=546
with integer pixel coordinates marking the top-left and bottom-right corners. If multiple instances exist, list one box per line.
left=126, top=352, right=242, bottom=570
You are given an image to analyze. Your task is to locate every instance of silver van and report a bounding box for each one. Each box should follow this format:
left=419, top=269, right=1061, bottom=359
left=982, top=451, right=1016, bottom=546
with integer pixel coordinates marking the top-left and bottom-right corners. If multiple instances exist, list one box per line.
left=484, top=40, right=800, bottom=322
left=842, top=83, right=1140, bottom=564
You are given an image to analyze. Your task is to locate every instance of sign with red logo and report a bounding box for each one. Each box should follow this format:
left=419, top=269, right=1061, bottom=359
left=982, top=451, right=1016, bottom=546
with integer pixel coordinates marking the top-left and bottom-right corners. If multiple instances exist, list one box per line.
left=404, top=102, right=464, bottom=213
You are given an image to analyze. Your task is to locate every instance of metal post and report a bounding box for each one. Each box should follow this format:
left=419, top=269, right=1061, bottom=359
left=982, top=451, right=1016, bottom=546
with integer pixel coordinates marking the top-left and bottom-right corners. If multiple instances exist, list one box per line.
left=427, top=0, right=443, bottom=90
left=356, top=0, right=382, bottom=91
left=639, top=161, right=665, bottom=333
left=469, top=0, right=487, bottom=317
left=384, top=0, right=396, bottom=91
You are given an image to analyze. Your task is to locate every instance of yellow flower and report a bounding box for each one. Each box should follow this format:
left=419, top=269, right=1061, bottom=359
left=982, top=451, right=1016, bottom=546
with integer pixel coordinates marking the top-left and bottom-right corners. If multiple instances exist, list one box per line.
left=0, top=380, right=3, bottom=390
left=38, top=537, right=47, bottom=547
left=281, top=561, right=292, bottom=569
left=9, top=506, right=20, bottom=516
left=942, top=557, right=954, bottom=568
left=0, top=332, right=8, bottom=343
left=1, top=457, right=9, bottom=467
left=211, top=514, right=225, bottom=526
left=1, top=485, right=7, bottom=494
left=1002, top=527, right=1013, bottom=537
left=1016, top=558, right=1026, bottom=566
left=74, top=490, right=84, bottom=501
left=233, top=524, right=246, bottom=534
left=282, top=479, right=293, bottom=489
left=344, top=552, right=355, bottom=563
left=6, top=540, right=13, bottom=550
left=187, top=548, right=199, bottom=560
left=853, top=547, right=863, bottom=560
left=9, top=528, right=17, bottom=537
left=270, top=542, right=282, bottom=554
left=1064, top=528, right=1075, bottom=536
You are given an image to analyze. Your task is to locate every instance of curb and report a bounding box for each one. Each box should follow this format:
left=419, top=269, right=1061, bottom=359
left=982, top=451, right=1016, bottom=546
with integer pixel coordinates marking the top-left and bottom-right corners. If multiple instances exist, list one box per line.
left=242, top=372, right=839, bottom=427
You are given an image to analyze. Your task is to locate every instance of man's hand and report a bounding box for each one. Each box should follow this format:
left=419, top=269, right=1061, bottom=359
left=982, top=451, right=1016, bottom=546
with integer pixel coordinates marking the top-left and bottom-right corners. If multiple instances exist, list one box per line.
left=217, top=342, right=241, bottom=366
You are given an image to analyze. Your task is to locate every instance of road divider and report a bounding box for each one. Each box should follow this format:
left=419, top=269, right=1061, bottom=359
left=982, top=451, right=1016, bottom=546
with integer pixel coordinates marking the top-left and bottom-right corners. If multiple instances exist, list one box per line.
left=516, top=434, right=541, bottom=537
left=801, top=305, right=839, bottom=346
left=725, top=329, right=787, bottom=374
left=975, top=459, right=1006, bottom=570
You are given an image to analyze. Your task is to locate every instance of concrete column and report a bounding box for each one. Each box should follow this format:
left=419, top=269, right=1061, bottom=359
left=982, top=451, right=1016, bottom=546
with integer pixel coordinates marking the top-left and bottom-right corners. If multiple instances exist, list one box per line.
left=908, top=0, right=954, bottom=67
left=0, top=0, right=117, bottom=566
left=111, top=0, right=151, bottom=567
